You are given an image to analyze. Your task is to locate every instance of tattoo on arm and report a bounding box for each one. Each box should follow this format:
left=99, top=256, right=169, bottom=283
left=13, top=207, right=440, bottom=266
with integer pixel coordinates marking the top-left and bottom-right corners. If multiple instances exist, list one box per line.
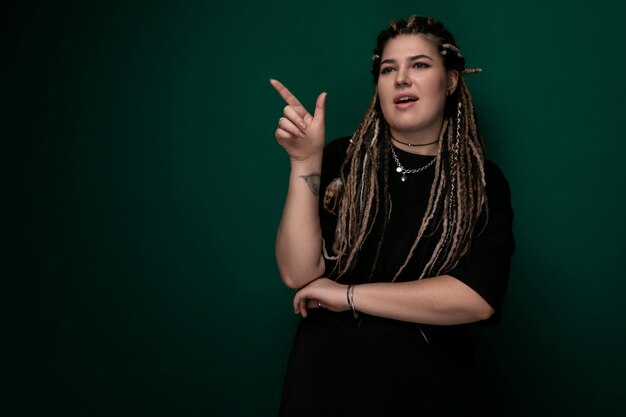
left=300, top=173, right=321, bottom=196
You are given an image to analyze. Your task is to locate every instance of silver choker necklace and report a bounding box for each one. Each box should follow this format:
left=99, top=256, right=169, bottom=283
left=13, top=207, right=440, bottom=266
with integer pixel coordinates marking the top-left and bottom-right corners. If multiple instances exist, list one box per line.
left=390, top=146, right=436, bottom=182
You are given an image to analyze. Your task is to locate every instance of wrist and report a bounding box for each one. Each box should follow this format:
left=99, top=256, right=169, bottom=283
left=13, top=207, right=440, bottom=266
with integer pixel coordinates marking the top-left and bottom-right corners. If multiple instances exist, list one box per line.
left=288, top=163, right=322, bottom=198
left=346, top=285, right=358, bottom=318
left=289, top=153, right=322, bottom=171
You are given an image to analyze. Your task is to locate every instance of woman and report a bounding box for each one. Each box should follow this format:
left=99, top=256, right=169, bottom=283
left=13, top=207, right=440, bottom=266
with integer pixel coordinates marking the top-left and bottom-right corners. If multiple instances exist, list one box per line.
left=271, top=14, right=514, bottom=416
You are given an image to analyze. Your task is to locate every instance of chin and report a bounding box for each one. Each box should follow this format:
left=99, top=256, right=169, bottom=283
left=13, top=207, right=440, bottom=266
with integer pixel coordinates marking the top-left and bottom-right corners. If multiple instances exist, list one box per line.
left=390, top=122, right=429, bottom=133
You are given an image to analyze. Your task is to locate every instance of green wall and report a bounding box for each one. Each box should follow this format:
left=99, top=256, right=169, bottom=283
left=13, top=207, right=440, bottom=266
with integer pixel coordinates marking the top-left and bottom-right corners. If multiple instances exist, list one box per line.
left=3, top=0, right=625, bottom=415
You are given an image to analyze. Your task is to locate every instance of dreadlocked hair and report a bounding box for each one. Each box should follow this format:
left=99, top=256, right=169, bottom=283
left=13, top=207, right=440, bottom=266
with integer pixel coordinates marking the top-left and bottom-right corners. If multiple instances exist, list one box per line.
left=325, top=14, right=487, bottom=281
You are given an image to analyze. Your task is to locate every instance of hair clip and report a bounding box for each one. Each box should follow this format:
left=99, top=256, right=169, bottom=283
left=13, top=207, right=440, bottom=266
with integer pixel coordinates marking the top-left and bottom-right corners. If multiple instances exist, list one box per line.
left=441, top=43, right=463, bottom=58
left=372, top=53, right=380, bottom=61
left=462, top=68, right=483, bottom=74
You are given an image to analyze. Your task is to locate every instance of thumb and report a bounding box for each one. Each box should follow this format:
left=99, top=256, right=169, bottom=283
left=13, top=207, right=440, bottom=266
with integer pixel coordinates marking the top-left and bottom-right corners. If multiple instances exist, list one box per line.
left=313, top=92, right=327, bottom=124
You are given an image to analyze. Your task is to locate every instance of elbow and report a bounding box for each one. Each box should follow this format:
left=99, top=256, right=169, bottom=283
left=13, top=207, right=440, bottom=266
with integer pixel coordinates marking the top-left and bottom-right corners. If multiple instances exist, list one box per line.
left=278, top=261, right=325, bottom=290
left=277, top=266, right=299, bottom=289
left=452, top=296, right=495, bottom=323
left=280, top=274, right=304, bottom=290
left=472, top=303, right=496, bottom=322
left=279, top=273, right=318, bottom=290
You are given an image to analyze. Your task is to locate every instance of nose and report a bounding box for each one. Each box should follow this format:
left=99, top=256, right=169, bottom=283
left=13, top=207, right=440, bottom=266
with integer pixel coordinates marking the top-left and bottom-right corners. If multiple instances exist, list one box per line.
left=395, top=67, right=411, bottom=87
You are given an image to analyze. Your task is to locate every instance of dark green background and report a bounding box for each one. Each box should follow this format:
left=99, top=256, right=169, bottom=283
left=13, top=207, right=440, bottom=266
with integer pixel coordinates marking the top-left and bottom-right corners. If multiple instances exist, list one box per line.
left=3, top=0, right=625, bottom=415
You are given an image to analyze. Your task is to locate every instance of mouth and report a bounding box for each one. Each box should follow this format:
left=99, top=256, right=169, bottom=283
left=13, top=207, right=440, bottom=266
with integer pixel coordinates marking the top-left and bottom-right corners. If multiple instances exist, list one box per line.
left=393, top=94, right=419, bottom=107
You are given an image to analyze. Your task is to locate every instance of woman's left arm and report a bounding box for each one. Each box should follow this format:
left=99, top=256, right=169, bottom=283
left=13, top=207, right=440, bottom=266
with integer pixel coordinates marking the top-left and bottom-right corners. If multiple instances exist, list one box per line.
left=293, top=276, right=494, bottom=325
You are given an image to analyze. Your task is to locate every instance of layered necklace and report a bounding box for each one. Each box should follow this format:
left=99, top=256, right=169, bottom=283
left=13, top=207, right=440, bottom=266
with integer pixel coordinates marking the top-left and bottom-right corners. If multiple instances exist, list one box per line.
left=390, top=145, right=437, bottom=182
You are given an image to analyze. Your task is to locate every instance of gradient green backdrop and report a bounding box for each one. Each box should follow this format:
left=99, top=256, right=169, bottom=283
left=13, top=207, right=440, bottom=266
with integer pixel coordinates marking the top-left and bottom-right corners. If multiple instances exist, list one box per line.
left=3, top=0, right=625, bottom=416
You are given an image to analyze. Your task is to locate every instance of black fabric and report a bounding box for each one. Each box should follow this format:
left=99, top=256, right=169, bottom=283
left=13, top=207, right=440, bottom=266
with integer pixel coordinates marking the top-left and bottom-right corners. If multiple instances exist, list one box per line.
left=278, top=137, right=515, bottom=417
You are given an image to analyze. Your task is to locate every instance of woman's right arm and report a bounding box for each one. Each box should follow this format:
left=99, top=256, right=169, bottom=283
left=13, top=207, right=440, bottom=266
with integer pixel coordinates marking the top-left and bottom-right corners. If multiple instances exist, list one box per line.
left=270, top=79, right=327, bottom=289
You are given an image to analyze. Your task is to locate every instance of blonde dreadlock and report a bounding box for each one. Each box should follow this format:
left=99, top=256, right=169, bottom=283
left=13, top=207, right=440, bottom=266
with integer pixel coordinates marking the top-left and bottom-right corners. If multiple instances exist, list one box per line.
left=325, top=15, right=487, bottom=281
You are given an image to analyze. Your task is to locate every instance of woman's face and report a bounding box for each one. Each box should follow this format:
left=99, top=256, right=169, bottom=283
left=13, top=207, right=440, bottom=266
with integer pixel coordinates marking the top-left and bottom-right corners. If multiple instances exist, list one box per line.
left=377, top=34, right=458, bottom=141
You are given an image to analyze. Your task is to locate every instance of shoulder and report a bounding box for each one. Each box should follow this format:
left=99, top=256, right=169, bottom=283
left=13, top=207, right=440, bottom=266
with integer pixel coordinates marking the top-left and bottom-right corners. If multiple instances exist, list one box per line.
left=484, top=159, right=513, bottom=209
left=484, top=160, right=510, bottom=187
left=321, top=136, right=352, bottom=176
left=323, top=136, right=352, bottom=158
left=485, top=160, right=510, bottom=194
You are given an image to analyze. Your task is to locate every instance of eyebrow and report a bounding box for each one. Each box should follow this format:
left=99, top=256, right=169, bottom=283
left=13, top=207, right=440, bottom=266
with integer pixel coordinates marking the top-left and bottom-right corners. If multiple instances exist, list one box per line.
left=380, top=54, right=433, bottom=65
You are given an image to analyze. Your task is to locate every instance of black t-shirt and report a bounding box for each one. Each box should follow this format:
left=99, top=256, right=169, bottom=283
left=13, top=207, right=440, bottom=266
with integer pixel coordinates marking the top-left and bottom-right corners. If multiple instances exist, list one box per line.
left=278, top=136, right=515, bottom=417
left=319, top=136, right=515, bottom=318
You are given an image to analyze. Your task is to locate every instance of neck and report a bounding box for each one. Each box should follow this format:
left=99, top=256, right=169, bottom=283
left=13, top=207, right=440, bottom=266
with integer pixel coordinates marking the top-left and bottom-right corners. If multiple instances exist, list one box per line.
left=390, top=122, right=446, bottom=156
left=392, top=141, right=439, bottom=156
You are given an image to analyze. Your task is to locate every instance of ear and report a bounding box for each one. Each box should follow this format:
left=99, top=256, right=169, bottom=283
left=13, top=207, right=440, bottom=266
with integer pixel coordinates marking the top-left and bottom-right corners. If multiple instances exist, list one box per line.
left=447, top=69, right=459, bottom=95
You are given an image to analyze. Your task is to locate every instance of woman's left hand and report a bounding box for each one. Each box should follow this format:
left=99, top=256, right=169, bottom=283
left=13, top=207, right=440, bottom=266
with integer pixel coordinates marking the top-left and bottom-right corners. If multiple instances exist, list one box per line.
left=293, top=278, right=349, bottom=318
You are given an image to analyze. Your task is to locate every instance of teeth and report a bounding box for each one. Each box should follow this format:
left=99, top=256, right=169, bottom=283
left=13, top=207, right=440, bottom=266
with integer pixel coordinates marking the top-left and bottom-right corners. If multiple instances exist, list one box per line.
left=397, top=96, right=416, bottom=103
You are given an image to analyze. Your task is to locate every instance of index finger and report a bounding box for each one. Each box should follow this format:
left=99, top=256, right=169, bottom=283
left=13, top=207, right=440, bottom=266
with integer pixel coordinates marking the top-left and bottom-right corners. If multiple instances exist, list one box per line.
left=269, top=79, right=311, bottom=119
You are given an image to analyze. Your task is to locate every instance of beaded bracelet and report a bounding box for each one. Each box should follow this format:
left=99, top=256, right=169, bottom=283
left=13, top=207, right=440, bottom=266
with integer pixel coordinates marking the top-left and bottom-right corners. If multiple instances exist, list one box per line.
left=347, top=285, right=358, bottom=318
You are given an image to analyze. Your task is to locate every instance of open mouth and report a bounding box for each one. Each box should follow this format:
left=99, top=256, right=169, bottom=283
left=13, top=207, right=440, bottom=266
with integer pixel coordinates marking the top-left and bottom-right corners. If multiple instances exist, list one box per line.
left=394, top=95, right=418, bottom=104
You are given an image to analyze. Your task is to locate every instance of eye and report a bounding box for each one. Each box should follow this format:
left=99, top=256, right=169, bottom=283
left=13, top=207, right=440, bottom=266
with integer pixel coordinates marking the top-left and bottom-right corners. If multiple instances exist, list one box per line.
left=380, top=66, right=395, bottom=74
left=412, top=62, right=431, bottom=69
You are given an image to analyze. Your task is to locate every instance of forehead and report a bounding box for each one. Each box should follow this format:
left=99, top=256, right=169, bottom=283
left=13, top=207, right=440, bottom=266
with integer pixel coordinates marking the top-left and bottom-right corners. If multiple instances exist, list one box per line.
left=381, top=34, right=439, bottom=60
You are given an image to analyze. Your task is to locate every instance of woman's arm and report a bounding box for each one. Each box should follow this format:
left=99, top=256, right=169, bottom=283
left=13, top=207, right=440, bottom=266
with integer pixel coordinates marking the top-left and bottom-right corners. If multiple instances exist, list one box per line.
left=292, top=276, right=494, bottom=325
left=350, top=276, right=494, bottom=324
left=271, top=79, right=327, bottom=289
left=275, top=158, right=326, bottom=289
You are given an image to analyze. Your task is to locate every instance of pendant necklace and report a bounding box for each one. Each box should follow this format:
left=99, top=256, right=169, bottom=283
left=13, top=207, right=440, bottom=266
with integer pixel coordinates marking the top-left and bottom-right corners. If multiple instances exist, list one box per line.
left=390, top=146, right=436, bottom=182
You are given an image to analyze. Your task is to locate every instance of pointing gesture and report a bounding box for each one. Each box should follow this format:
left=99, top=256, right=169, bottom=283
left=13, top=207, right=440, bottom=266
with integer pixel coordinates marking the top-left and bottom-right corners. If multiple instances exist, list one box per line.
left=270, top=79, right=327, bottom=162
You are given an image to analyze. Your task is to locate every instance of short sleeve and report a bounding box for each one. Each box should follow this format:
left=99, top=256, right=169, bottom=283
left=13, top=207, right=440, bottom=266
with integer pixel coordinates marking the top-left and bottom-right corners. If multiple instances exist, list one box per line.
left=446, top=160, right=515, bottom=324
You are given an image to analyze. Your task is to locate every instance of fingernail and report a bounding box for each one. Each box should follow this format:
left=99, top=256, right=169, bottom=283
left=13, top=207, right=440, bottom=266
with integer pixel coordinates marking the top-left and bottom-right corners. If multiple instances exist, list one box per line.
left=298, top=131, right=306, bottom=138
left=299, top=122, right=306, bottom=130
